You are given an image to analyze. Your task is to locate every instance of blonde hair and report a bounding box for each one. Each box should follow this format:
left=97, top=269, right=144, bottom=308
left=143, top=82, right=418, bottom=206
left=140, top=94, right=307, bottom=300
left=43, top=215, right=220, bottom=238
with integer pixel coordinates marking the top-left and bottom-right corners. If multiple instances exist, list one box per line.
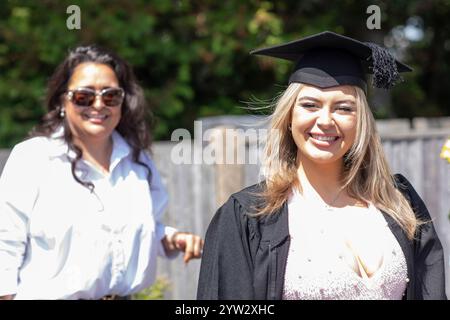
left=257, top=83, right=420, bottom=240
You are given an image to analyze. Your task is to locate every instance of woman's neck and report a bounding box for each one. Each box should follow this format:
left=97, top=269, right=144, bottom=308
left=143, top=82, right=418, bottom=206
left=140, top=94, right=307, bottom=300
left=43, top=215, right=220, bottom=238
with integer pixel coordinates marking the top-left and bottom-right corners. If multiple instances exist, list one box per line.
left=73, top=135, right=113, bottom=175
left=296, top=156, right=345, bottom=201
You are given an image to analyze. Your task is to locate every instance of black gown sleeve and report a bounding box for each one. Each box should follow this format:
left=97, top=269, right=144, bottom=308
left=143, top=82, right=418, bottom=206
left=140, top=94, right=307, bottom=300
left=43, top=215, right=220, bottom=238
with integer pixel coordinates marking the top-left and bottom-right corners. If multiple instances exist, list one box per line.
left=197, top=195, right=255, bottom=299
left=395, top=173, right=448, bottom=300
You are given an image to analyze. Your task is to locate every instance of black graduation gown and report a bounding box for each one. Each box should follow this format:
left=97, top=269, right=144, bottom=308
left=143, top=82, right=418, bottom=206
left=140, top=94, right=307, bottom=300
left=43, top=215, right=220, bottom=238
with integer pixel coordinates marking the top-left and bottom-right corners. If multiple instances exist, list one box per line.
left=197, top=174, right=447, bottom=300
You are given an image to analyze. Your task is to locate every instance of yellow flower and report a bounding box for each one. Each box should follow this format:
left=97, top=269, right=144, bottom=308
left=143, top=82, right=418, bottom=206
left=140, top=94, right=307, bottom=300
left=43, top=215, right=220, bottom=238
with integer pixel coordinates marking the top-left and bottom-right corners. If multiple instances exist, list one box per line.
left=440, top=138, right=450, bottom=163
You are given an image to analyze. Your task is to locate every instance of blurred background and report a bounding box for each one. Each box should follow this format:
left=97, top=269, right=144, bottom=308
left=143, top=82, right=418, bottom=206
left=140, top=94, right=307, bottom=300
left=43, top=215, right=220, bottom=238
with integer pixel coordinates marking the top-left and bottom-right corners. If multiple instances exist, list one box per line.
left=1, top=0, right=450, bottom=146
left=0, top=0, right=449, bottom=299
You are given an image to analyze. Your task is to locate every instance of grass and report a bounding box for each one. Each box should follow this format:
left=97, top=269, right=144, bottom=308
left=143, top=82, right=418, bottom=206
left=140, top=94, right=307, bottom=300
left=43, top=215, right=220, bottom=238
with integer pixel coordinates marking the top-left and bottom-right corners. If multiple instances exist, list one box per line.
left=131, top=277, right=172, bottom=300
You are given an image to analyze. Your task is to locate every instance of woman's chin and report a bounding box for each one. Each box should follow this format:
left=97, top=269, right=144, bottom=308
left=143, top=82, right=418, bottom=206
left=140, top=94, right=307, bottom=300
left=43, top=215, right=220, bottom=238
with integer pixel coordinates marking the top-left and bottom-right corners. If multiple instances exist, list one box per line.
left=80, top=124, right=114, bottom=140
left=304, top=149, right=343, bottom=164
left=309, top=156, right=339, bottom=164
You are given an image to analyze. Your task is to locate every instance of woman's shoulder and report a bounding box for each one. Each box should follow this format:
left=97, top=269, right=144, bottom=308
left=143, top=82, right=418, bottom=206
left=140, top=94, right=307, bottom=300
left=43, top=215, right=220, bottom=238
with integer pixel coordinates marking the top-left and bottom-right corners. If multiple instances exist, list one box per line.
left=392, top=173, right=433, bottom=221
left=6, top=136, right=67, bottom=171
left=228, top=181, right=267, bottom=210
left=1, top=136, right=58, bottom=184
left=207, top=182, right=268, bottom=239
left=393, top=173, right=410, bottom=187
left=392, top=173, right=416, bottom=201
left=211, top=182, right=265, bottom=222
left=9, top=136, right=50, bottom=156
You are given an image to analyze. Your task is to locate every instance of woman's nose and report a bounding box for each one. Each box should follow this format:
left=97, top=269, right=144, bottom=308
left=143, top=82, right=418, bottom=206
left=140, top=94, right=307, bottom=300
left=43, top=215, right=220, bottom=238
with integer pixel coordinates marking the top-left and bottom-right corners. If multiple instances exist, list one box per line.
left=316, top=108, right=334, bottom=126
left=92, top=94, right=104, bottom=110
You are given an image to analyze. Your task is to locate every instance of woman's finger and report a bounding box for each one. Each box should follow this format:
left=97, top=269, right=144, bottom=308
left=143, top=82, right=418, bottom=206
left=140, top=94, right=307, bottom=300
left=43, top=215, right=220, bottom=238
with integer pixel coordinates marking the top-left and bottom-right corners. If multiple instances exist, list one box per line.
left=183, top=235, right=196, bottom=263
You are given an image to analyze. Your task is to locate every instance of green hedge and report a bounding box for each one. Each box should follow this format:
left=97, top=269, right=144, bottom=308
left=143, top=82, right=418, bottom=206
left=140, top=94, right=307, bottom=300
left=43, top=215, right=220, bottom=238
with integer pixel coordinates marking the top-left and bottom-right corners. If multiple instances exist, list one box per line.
left=1, top=0, right=449, bottom=148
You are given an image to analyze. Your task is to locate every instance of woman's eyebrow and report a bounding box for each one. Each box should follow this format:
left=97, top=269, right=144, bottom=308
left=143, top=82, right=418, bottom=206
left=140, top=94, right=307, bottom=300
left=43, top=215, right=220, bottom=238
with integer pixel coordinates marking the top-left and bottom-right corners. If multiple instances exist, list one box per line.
left=73, top=85, right=115, bottom=90
left=297, top=97, right=356, bottom=105
left=297, top=96, right=321, bottom=102
left=335, top=99, right=356, bottom=105
left=73, top=85, right=95, bottom=89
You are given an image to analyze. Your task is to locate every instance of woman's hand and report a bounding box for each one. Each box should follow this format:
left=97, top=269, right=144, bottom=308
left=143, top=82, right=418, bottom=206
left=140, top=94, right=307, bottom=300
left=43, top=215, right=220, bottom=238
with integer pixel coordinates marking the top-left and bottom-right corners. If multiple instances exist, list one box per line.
left=162, top=232, right=204, bottom=263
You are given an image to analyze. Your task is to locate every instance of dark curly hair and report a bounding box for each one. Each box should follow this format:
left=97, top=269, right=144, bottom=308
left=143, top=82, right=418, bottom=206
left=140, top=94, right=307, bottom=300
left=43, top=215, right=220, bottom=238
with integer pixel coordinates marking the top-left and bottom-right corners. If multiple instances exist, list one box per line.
left=30, top=45, right=154, bottom=191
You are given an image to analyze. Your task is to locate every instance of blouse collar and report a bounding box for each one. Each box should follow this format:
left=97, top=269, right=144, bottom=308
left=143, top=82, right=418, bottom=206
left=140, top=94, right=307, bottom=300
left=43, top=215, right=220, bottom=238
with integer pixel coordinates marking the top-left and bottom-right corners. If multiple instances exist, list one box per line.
left=47, top=126, right=132, bottom=168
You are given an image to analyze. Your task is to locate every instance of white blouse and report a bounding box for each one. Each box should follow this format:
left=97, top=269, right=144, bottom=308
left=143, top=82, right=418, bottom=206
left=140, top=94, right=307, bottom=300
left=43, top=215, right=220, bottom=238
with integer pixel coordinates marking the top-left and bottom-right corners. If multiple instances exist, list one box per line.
left=0, top=128, right=177, bottom=299
left=282, top=189, right=408, bottom=300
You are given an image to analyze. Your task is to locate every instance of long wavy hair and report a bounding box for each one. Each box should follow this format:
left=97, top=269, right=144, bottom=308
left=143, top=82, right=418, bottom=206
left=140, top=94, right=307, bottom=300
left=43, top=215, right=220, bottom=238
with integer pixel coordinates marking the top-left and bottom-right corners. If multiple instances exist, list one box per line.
left=258, top=83, right=420, bottom=240
left=30, top=45, right=154, bottom=191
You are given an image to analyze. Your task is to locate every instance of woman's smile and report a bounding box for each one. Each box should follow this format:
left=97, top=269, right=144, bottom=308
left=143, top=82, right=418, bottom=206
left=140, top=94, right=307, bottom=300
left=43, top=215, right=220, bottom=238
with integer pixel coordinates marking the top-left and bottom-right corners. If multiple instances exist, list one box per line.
left=308, top=132, right=342, bottom=149
left=81, top=112, right=110, bottom=124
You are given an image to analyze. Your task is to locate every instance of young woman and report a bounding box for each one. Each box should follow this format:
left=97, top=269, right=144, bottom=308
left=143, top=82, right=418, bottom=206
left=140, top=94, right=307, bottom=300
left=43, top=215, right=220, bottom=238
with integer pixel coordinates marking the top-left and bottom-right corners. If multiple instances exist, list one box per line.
left=197, top=31, right=447, bottom=300
left=0, top=45, right=203, bottom=300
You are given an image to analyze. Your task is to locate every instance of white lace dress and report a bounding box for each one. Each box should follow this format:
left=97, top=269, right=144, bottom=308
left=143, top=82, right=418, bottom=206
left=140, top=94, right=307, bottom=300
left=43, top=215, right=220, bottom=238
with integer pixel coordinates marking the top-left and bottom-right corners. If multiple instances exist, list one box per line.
left=282, top=189, right=409, bottom=300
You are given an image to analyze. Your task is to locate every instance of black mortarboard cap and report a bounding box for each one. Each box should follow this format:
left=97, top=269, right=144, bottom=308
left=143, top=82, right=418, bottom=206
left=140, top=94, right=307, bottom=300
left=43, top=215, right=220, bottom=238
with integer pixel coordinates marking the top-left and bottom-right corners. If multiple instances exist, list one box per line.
left=250, top=31, right=412, bottom=92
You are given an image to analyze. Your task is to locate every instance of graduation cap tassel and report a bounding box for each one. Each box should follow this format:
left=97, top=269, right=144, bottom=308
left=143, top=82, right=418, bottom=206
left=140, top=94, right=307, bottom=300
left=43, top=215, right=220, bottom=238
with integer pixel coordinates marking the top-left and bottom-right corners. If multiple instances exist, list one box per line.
left=365, top=42, right=402, bottom=89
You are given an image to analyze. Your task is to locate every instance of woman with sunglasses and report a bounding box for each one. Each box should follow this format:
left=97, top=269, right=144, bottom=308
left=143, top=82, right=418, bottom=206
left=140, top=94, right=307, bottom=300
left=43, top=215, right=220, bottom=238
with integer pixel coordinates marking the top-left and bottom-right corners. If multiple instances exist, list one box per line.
left=0, top=45, right=203, bottom=300
left=197, top=31, right=447, bottom=300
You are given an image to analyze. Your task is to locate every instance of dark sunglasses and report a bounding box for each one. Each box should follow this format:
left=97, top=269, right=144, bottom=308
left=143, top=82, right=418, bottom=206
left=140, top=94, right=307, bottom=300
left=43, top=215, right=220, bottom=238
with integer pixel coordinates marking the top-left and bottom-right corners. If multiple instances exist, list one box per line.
left=66, top=87, right=125, bottom=107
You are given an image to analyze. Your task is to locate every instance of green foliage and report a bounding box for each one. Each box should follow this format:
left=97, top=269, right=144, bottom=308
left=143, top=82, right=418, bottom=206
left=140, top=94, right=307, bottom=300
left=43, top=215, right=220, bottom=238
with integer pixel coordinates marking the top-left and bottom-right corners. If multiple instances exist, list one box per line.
left=131, top=276, right=171, bottom=300
left=1, top=0, right=449, bottom=148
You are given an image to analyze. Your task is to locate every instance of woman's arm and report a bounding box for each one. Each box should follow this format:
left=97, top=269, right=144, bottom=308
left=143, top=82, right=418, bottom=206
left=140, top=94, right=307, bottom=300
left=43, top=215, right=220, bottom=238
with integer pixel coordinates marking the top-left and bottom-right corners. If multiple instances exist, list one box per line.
left=395, top=173, right=447, bottom=300
left=0, top=142, right=41, bottom=297
left=197, top=196, right=254, bottom=299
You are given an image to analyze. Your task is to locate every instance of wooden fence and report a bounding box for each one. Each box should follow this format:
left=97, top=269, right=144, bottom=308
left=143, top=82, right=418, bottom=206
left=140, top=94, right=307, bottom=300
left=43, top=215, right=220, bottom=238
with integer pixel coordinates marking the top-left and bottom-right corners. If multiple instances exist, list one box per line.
left=0, top=116, right=449, bottom=299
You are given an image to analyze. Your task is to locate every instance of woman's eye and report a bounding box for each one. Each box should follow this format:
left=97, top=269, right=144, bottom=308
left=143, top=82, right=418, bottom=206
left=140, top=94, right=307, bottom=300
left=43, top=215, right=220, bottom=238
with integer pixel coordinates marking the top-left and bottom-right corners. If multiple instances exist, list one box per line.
left=301, top=103, right=318, bottom=109
left=337, top=106, right=353, bottom=112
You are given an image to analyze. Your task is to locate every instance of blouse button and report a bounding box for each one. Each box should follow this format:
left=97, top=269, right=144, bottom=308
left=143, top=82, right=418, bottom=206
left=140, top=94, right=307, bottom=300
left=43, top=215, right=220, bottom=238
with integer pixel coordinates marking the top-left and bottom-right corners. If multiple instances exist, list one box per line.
left=405, top=278, right=410, bottom=283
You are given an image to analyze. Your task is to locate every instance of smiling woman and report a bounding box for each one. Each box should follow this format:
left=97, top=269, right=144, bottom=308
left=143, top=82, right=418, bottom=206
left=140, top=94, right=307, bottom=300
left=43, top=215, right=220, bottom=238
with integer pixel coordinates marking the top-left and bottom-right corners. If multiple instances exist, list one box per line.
left=62, top=63, right=124, bottom=174
left=66, top=64, right=123, bottom=131
left=0, top=45, right=203, bottom=300
left=292, top=85, right=357, bottom=165
left=197, top=31, right=447, bottom=300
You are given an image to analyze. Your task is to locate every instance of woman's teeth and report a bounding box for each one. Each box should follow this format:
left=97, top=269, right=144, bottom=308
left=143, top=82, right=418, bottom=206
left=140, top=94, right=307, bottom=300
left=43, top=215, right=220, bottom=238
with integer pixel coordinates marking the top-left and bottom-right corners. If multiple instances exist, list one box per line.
left=85, top=114, right=107, bottom=120
left=310, top=134, right=339, bottom=141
